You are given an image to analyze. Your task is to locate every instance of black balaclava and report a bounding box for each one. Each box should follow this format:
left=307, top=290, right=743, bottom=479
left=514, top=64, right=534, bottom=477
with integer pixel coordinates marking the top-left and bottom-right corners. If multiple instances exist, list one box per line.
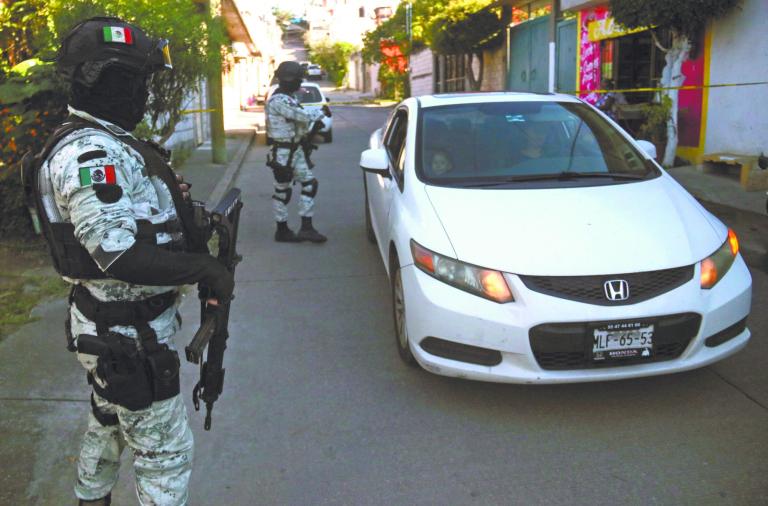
left=276, top=78, right=301, bottom=95
left=71, top=65, right=150, bottom=131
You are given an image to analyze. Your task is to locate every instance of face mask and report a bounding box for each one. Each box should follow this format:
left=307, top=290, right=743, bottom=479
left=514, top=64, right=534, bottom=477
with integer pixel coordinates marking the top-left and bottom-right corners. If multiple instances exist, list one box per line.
left=71, top=66, right=150, bottom=131
left=278, top=78, right=301, bottom=94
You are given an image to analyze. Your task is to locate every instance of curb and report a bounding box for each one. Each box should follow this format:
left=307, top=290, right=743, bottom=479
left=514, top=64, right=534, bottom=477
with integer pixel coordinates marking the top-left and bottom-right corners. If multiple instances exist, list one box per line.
left=208, top=130, right=255, bottom=204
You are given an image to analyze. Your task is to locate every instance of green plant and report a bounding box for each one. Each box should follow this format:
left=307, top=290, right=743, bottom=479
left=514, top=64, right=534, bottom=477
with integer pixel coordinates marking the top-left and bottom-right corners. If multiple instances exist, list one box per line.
left=378, top=63, right=407, bottom=100
left=307, top=40, right=356, bottom=87
left=638, top=95, right=672, bottom=145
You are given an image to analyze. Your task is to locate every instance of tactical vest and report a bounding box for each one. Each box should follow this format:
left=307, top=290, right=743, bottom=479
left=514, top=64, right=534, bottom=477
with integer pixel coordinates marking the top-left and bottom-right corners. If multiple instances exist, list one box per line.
left=22, top=115, right=209, bottom=280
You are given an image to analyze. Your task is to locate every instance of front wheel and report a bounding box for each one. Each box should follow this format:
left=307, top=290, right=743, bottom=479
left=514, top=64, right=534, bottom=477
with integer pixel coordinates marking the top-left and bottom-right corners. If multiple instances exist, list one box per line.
left=392, top=258, right=417, bottom=366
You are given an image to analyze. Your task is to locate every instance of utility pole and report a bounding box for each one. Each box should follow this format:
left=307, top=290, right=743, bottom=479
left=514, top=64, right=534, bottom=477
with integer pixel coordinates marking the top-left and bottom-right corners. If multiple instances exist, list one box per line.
left=207, top=0, right=227, bottom=164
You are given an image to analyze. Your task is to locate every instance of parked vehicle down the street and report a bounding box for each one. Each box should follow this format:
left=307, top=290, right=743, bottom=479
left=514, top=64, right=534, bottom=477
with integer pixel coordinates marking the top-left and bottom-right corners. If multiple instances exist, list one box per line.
left=359, top=92, right=752, bottom=384
left=265, top=81, right=333, bottom=143
left=306, top=63, right=323, bottom=80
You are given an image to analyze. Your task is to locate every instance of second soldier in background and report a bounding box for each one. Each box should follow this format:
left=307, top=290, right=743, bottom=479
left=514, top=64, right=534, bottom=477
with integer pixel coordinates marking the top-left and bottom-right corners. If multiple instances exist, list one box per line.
left=266, top=60, right=331, bottom=243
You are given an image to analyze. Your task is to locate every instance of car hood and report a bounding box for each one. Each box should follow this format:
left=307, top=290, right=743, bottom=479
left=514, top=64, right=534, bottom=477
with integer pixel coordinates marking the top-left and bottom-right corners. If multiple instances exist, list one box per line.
left=424, top=176, right=723, bottom=276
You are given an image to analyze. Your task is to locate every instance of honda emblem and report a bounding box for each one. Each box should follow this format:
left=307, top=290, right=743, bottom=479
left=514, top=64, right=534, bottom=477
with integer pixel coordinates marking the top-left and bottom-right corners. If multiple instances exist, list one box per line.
left=604, top=279, right=630, bottom=301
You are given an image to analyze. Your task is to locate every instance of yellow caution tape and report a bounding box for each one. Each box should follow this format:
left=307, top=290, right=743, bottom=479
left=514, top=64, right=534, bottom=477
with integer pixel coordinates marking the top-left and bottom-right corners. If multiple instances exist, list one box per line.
left=564, top=81, right=768, bottom=95
left=180, top=108, right=218, bottom=115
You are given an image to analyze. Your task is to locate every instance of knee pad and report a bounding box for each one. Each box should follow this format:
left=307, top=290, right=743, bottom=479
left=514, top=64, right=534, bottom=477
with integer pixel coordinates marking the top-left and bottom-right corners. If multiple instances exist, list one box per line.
left=300, top=178, right=318, bottom=198
left=272, top=186, right=292, bottom=205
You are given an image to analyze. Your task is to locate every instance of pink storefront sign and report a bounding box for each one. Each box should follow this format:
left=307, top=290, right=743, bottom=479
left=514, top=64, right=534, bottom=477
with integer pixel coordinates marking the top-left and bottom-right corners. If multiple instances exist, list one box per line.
left=579, top=6, right=609, bottom=104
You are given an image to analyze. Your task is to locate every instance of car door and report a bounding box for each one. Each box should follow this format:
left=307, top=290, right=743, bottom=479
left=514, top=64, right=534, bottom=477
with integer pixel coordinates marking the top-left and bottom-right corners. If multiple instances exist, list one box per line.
left=369, top=107, right=408, bottom=262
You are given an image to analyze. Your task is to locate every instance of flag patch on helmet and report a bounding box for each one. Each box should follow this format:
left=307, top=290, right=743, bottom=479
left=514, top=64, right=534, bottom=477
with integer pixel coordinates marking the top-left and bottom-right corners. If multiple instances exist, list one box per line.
left=79, top=165, right=117, bottom=186
left=103, top=26, right=133, bottom=44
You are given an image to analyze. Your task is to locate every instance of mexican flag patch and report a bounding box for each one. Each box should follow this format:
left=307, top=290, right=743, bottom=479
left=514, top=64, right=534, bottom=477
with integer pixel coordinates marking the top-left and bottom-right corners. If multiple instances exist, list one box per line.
left=79, top=165, right=116, bottom=186
left=103, top=26, right=133, bottom=44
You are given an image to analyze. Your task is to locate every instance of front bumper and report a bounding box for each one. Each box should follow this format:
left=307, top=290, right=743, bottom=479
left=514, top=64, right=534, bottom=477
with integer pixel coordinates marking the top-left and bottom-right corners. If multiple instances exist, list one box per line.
left=401, top=255, right=752, bottom=384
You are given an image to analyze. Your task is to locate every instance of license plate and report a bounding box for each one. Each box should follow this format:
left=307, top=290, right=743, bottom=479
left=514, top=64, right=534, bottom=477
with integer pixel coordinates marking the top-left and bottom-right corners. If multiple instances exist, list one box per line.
left=592, top=322, right=654, bottom=361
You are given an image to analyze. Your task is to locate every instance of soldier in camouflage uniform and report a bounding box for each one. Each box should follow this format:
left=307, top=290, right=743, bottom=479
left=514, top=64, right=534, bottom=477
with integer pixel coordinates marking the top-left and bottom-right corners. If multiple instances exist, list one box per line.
left=266, top=61, right=331, bottom=243
left=35, top=17, right=234, bottom=505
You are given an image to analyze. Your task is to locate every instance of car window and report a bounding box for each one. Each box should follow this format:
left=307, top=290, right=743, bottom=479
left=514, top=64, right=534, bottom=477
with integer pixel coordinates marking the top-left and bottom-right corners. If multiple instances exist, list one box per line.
left=417, top=101, right=659, bottom=188
left=296, top=86, right=323, bottom=104
left=384, top=109, right=408, bottom=162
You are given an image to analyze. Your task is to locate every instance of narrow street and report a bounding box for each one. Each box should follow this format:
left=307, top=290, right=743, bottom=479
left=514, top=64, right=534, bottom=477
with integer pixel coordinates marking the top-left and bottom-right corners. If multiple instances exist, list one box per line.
left=188, top=105, right=768, bottom=504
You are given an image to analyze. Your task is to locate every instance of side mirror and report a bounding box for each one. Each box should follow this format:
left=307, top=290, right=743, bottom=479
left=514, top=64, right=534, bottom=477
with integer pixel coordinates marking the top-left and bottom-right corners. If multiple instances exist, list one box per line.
left=636, top=140, right=657, bottom=160
left=360, top=148, right=391, bottom=178
left=325, top=97, right=331, bottom=103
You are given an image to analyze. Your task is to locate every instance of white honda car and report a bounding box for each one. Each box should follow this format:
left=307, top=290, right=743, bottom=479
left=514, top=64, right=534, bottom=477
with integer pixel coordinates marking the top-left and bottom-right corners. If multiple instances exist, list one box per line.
left=359, top=93, right=752, bottom=384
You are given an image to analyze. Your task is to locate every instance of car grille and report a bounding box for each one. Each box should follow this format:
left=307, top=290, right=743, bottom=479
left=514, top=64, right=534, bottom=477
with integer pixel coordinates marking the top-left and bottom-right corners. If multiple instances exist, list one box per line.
left=529, top=313, right=702, bottom=370
left=519, top=265, right=694, bottom=305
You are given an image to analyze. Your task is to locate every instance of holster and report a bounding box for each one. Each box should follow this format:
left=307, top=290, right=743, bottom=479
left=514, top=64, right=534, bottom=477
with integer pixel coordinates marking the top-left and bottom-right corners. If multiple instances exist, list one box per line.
left=72, top=285, right=181, bottom=411
left=267, top=142, right=297, bottom=183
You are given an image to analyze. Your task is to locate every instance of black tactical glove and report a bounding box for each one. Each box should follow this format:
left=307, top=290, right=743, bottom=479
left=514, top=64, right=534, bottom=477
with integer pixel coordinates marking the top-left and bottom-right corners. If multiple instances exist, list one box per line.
left=322, top=104, right=332, bottom=118
left=106, top=242, right=235, bottom=302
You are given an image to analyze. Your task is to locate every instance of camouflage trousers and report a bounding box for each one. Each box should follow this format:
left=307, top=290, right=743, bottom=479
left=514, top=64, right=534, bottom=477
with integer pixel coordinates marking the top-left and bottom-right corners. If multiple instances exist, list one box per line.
left=271, top=147, right=316, bottom=222
left=75, top=391, right=194, bottom=505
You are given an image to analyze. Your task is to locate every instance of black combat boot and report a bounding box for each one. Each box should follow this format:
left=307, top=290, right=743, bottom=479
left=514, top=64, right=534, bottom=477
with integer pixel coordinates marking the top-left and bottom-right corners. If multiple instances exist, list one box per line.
left=78, top=493, right=111, bottom=505
left=274, top=221, right=300, bottom=242
left=297, top=217, right=327, bottom=243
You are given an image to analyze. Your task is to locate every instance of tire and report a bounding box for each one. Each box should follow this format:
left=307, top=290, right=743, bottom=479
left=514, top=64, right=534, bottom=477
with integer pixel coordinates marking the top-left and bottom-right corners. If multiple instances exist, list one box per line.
left=363, top=176, right=376, bottom=244
left=392, top=256, right=417, bottom=367
left=323, top=129, right=333, bottom=143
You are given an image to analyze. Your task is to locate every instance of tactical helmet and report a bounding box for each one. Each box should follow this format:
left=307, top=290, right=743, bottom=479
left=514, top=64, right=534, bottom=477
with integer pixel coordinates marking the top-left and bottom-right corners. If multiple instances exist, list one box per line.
left=274, top=61, right=304, bottom=82
left=56, top=16, right=172, bottom=87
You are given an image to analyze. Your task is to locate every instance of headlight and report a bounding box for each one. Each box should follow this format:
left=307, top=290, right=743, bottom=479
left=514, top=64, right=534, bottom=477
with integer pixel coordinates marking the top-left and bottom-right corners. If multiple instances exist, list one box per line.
left=700, top=228, right=739, bottom=289
left=410, top=240, right=514, bottom=303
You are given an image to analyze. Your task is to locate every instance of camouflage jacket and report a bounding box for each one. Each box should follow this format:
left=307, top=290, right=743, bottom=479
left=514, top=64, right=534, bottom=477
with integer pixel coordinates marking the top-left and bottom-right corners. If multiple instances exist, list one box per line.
left=45, top=107, right=181, bottom=340
left=265, top=92, right=324, bottom=143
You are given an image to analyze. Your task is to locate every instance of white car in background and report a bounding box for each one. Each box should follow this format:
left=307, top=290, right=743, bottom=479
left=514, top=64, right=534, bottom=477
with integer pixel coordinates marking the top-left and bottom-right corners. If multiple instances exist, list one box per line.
left=306, top=63, right=323, bottom=80
left=360, top=92, right=752, bottom=384
left=265, top=81, right=333, bottom=143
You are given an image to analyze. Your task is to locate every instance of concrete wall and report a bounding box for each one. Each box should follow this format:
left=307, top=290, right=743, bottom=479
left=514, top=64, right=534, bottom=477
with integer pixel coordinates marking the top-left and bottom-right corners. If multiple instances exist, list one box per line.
left=480, top=45, right=506, bottom=91
left=165, top=81, right=209, bottom=157
left=410, top=48, right=434, bottom=97
left=705, top=0, right=768, bottom=156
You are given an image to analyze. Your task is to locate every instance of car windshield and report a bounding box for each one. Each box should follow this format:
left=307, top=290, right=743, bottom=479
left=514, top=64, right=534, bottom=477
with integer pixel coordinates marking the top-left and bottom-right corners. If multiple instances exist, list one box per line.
left=418, top=101, right=658, bottom=187
left=296, top=86, right=323, bottom=104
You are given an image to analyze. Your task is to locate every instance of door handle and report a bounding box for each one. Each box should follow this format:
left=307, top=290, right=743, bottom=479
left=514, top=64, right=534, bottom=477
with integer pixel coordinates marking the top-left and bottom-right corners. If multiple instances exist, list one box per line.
left=521, top=70, right=527, bottom=82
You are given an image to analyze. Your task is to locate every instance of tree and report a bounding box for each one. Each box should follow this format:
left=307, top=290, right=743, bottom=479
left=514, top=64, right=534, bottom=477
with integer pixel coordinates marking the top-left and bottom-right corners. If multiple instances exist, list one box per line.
left=361, top=0, right=502, bottom=94
left=610, top=0, right=742, bottom=165
left=426, top=1, right=503, bottom=91
left=307, top=40, right=356, bottom=87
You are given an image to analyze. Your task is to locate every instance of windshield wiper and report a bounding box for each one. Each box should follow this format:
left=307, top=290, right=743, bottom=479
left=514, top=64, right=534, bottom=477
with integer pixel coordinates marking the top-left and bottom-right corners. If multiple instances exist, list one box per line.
left=459, top=171, right=648, bottom=187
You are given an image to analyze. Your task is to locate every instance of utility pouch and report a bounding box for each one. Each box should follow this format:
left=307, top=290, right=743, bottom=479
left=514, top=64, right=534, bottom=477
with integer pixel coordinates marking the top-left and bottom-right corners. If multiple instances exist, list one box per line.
left=269, top=159, right=294, bottom=183
left=76, top=333, right=108, bottom=356
left=95, top=332, right=154, bottom=411
left=146, top=346, right=181, bottom=402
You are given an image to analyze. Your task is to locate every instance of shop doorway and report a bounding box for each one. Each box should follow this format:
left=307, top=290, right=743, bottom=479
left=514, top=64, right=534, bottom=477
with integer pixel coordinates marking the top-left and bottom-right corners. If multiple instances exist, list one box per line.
left=556, top=18, right=577, bottom=93
left=507, top=15, right=550, bottom=93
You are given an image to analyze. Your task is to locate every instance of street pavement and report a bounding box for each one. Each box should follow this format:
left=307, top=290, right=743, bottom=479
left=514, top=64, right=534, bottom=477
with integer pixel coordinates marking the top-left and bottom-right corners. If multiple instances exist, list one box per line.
left=2, top=104, right=767, bottom=505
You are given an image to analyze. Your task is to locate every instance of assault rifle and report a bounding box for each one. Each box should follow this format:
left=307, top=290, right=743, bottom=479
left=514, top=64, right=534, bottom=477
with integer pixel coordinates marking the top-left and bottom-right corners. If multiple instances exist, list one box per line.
left=299, top=114, right=329, bottom=169
left=185, top=188, right=243, bottom=430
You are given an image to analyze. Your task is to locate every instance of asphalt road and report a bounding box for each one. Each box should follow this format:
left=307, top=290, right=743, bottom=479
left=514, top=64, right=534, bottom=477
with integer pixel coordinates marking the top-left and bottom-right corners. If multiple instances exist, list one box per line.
left=190, top=105, right=768, bottom=505
left=2, top=103, right=766, bottom=505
